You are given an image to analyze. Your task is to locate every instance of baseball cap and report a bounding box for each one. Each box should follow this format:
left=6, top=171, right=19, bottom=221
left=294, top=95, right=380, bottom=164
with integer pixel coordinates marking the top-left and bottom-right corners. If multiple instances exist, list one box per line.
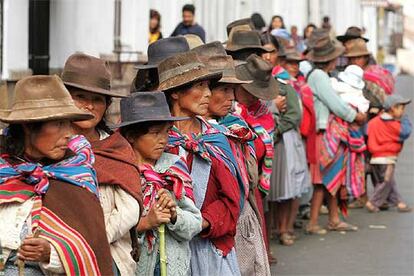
left=383, top=94, right=411, bottom=110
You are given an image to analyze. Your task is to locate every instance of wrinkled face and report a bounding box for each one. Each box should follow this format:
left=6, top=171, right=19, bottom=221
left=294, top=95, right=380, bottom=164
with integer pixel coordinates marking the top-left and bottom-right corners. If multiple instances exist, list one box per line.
left=208, top=84, right=235, bottom=118
left=389, top=104, right=406, bottom=120
left=24, top=120, right=73, bottom=161
left=261, top=45, right=278, bottom=67
left=129, top=122, right=172, bottom=164
left=172, top=80, right=212, bottom=116
left=183, top=11, right=194, bottom=26
left=271, top=17, right=283, bottom=29
left=283, top=60, right=300, bottom=78
left=69, top=88, right=107, bottom=130
left=150, top=17, right=159, bottom=30
left=235, top=85, right=258, bottom=106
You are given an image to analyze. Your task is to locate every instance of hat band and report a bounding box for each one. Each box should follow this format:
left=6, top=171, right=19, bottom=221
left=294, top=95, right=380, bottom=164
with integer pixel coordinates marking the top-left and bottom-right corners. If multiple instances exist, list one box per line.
left=159, top=62, right=204, bottom=84
left=12, top=98, right=76, bottom=111
left=62, top=71, right=111, bottom=91
left=313, top=42, right=336, bottom=57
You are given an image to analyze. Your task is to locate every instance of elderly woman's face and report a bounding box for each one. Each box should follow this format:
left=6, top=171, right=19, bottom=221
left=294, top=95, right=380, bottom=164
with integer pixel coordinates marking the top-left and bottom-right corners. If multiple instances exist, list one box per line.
left=172, top=80, right=212, bottom=116
left=69, top=88, right=107, bottom=131
left=208, top=84, right=235, bottom=118
left=24, top=120, right=73, bottom=161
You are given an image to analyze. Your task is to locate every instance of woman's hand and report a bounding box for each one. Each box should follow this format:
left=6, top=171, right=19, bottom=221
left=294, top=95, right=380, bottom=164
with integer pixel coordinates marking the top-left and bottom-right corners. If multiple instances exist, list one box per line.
left=156, top=189, right=177, bottom=224
left=274, top=95, right=287, bottom=113
left=147, top=205, right=172, bottom=228
left=18, top=236, right=51, bottom=263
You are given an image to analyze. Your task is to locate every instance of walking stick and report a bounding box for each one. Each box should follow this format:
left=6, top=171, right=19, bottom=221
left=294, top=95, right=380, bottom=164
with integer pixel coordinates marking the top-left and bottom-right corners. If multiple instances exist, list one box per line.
left=15, top=230, right=41, bottom=276
left=159, top=224, right=167, bottom=276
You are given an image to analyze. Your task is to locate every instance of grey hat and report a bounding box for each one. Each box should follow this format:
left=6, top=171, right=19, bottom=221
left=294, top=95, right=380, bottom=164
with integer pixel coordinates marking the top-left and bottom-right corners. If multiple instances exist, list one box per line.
left=383, top=94, right=411, bottom=110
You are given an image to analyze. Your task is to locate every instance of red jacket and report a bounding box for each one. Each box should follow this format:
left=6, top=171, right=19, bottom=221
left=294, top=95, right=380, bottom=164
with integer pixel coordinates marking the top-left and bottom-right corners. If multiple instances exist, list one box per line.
left=168, top=147, right=240, bottom=256
left=367, top=113, right=412, bottom=158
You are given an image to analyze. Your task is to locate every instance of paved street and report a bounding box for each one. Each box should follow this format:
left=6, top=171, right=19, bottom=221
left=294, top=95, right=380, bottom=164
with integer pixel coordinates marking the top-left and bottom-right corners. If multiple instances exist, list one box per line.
left=270, top=75, right=414, bottom=276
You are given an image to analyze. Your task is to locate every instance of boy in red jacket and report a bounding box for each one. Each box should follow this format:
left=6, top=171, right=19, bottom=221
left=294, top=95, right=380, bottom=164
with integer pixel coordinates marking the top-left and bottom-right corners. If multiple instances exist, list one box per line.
left=366, top=94, right=412, bottom=212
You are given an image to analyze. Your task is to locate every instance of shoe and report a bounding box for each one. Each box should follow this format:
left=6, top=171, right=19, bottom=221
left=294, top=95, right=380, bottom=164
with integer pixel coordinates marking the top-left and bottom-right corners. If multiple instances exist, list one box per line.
left=304, top=224, right=327, bottom=235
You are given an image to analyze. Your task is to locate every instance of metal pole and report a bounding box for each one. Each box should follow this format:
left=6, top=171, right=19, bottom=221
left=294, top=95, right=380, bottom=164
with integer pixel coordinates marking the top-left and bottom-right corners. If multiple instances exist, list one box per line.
left=114, top=0, right=122, bottom=51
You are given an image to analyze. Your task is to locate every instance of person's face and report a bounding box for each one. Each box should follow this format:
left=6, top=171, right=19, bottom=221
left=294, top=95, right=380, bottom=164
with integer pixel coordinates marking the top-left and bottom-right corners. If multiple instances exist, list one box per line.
left=348, top=56, right=369, bottom=69
left=172, top=80, right=211, bottom=116
left=389, top=104, right=406, bottom=120
left=271, top=17, right=283, bottom=30
left=208, top=84, right=235, bottom=118
left=305, top=26, right=315, bottom=39
left=182, top=11, right=194, bottom=26
left=129, top=122, right=172, bottom=164
left=291, top=26, right=298, bottom=35
left=69, top=89, right=108, bottom=131
left=150, top=17, right=159, bottom=30
left=235, top=85, right=258, bottom=106
left=283, top=60, right=300, bottom=78
left=261, top=45, right=278, bottom=67
left=24, top=120, right=73, bottom=161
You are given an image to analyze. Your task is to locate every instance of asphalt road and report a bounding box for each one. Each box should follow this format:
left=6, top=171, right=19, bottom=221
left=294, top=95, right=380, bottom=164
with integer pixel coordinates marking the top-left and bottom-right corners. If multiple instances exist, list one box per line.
left=270, top=75, right=414, bottom=276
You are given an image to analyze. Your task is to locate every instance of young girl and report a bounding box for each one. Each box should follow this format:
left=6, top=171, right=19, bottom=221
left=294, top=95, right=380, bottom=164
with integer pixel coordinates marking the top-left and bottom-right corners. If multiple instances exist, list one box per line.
left=117, top=92, right=202, bottom=275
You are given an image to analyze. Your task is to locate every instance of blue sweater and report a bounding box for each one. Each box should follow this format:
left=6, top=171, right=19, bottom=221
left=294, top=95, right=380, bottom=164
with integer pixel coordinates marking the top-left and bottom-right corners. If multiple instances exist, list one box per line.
left=171, top=22, right=206, bottom=42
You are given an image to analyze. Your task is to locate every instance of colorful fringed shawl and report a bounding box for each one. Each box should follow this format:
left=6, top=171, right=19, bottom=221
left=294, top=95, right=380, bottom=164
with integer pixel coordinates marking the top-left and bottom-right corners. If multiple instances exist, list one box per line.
left=166, top=117, right=244, bottom=209
left=139, top=156, right=193, bottom=251
left=320, top=116, right=366, bottom=201
left=234, top=101, right=275, bottom=194
left=0, top=135, right=102, bottom=275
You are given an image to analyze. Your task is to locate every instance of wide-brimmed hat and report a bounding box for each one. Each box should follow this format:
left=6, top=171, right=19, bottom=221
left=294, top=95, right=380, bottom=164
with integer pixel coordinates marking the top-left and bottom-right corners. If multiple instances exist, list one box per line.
left=183, top=34, right=204, bottom=49
left=343, top=38, right=371, bottom=58
left=338, top=65, right=365, bottom=90
left=303, top=28, right=328, bottom=55
left=226, top=30, right=270, bottom=53
left=135, top=37, right=190, bottom=70
left=157, top=51, right=222, bottom=91
left=226, top=18, right=254, bottom=36
left=0, top=82, right=11, bottom=118
left=236, top=54, right=279, bottom=100
left=192, top=42, right=249, bottom=84
left=337, top=26, right=369, bottom=43
left=61, top=53, right=123, bottom=98
left=0, top=75, right=93, bottom=123
left=305, top=31, right=344, bottom=62
left=284, top=47, right=304, bottom=61
left=114, top=92, right=188, bottom=128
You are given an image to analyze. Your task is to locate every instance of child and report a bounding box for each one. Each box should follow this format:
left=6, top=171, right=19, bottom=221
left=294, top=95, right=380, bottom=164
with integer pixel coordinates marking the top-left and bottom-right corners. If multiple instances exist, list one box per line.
left=366, top=94, right=412, bottom=212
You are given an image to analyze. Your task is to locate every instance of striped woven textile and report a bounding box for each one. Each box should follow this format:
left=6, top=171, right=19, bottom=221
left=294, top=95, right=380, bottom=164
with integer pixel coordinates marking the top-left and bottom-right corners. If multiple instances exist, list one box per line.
left=320, top=115, right=366, bottom=199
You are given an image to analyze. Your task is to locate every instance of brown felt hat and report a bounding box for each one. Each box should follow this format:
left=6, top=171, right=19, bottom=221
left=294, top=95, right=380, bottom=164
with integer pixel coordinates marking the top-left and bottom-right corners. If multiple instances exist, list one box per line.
left=157, top=51, right=222, bottom=91
left=236, top=54, right=279, bottom=100
left=343, top=38, right=371, bottom=58
left=226, top=18, right=254, bottom=36
left=0, top=75, right=93, bottom=123
left=284, top=48, right=304, bottom=61
left=226, top=30, right=270, bottom=53
left=306, top=31, right=344, bottom=62
left=0, top=82, right=11, bottom=118
left=61, top=53, right=123, bottom=98
left=337, top=26, right=369, bottom=43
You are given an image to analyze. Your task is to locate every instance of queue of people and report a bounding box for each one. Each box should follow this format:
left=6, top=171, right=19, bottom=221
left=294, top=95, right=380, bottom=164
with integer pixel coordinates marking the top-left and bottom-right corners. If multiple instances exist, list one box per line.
left=0, top=11, right=412, bottom=276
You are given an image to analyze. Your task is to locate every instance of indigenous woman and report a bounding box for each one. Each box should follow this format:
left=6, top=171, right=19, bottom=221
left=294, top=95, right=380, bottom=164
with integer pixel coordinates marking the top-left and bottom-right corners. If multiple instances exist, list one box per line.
left=270, top=49, right=311, bottom=246
left=193, top=41, right=271, bottom=276
left=0, top=75, right=113, bottom=275
left=61, top=53, right=142, bottom=275
left=157, top=51, right=242, bottom=275
left=305, top=30, right=366, bottom=234
left=232, top=54, right=279, bottom=262
left=117, top=92, right=202, bottom=275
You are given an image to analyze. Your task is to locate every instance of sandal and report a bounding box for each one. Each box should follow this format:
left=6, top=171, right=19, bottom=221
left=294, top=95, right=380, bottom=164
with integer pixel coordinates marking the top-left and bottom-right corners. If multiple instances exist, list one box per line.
left=304, top=224, right=327, bottom=235
left=327, top=221, right=358, bottom=232
left=287, top=231, right=297, bottom=240
left=279, top=233, right=294, bottom=246
left=348, top=199, right=365, bottom=209
left=365, top=201, right=380, bottom=213
left=397, top=203, right=412, bottom=213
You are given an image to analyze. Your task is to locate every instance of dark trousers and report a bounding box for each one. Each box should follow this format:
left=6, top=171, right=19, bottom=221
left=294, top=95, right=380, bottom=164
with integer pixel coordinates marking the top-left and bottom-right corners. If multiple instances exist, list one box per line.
left=369, top=164, right=402, bottom=208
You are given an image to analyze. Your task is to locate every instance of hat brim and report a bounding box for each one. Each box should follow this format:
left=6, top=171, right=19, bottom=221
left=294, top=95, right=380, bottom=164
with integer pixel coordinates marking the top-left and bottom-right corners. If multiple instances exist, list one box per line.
left=285, top=55, right=304, bottom=62
left=343, top=51, right=371, bottom=58
left=336, top=35, right=369, bottom=43
left=64, top=82, right=126, bottom=98
left=134, top=63, right=158, bottom=70
left=225, top=45, right=271, bottom=53
left=159, top=71, right=222, bottom=92
left=1, top=106, right=94, bottom=123
left=305, top=45, right=345, bottom=63
left=111, top=116, right=190, bottom=129
left=219, top=76, right=252, bottom=84
left=237, top=63, right=279, bottom=100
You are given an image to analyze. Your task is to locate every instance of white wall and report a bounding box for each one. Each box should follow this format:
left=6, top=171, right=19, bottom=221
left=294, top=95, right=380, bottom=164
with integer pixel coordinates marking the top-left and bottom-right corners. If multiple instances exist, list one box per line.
left=2, top=0, right=29, bottom=79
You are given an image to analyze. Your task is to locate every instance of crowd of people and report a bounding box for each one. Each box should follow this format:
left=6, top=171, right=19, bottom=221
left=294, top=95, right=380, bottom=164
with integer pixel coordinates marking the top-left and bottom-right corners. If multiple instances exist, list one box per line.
left=0, top=5, right=412, bottom=276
